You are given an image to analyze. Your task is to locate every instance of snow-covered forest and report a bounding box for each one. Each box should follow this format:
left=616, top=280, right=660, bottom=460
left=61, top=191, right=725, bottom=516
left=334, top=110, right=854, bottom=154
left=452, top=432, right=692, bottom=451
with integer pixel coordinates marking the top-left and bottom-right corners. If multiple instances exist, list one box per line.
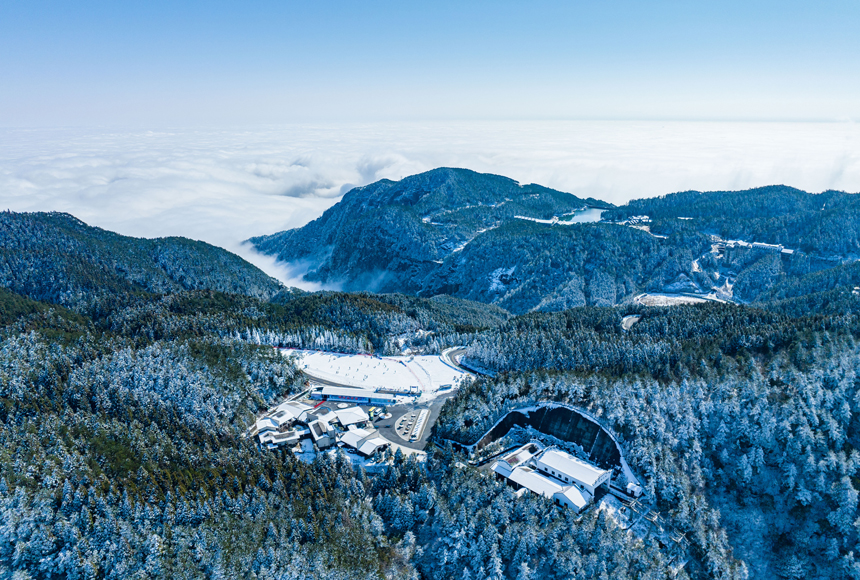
left=4, top=209, right=860, bottom=579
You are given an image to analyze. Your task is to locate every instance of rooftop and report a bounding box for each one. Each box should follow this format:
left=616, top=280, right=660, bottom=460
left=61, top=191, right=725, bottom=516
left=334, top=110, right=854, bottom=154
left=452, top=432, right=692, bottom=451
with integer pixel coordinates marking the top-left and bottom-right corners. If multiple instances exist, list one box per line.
left=358, top=436, right=388, bottom=456
left=256, top=417, right=279, bottom=432
left=274, top=401, right=312, bottom=419
left=558, top=484, right=591, bottom=510
left=536, top=449, right=610, bottom=487
left=508, top=466, right=563, bottom=499
left=340, top=427, right=372, bottom=449
left=503, top=443, right=540, bottom=467
left=335, top=406, right=369, bottom=426
left=320, top=386, right=395, bottom=401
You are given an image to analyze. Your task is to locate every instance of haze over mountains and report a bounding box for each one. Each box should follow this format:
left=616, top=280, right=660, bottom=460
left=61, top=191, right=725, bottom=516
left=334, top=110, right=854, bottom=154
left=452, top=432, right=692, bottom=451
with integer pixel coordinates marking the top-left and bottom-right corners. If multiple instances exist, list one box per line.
left=250, top=168, right=860, bottom=314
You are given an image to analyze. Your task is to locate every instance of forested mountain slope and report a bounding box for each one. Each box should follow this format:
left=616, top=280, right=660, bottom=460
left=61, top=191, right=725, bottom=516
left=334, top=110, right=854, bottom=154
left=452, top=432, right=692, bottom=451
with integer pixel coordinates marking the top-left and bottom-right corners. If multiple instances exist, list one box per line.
left=444, top=300, right=860, bottom=579
left=0, top=211, right=283, bottom=309
left=0, top=285, right=668, bottom=580
left=250, top=168, right=714, bottom=313
left=604, top=186, right=860, bottom=257
left=7, top=279, right=860, bottom=578
left=6, top=209, right=860, bottom=578
left=250, top=167, right=610, bottom=286
left=252, top=171, right=860, bottom=312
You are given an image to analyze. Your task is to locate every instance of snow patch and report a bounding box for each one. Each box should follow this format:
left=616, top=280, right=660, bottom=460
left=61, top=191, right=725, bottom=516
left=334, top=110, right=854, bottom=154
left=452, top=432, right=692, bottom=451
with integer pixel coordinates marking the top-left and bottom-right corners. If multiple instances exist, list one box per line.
left=283, top=348, right=470, bottom=403
left=489, top=266, right=516, bottom=292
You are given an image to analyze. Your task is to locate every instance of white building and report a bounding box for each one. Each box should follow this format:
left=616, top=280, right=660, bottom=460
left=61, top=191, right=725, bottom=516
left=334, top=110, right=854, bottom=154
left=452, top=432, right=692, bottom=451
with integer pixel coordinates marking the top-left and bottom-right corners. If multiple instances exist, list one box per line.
left=308, top=419, right=336, bottom=449
left=533, top=448, right=611, bottom=497
left=334, top=406, right=370, bottom=427
left=253, top=417, right=279, bottom=436
left=339, top=426, right=389, bottom=457
left=491, top=443, right=611, bottom=512
left=253, top=395, right=388, bottom=456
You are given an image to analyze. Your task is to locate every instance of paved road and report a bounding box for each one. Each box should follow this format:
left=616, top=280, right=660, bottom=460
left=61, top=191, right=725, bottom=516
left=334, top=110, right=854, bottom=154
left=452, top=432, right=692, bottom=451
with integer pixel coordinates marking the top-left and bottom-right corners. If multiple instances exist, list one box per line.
left=440, top=347, right=469, bottom=372
left=373, top=392, right=457, bottom=450
left=299, top=368, right=457, bottom=451
left=441, top=346, right=493, bottom=377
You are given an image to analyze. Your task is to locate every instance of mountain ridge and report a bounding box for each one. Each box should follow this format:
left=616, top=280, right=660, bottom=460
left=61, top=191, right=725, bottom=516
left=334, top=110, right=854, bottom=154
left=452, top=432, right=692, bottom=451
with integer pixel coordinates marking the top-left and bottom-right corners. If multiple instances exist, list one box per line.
left=251, top=171, right=860, bottom=314
left=0, top=210, right=284, bottom=310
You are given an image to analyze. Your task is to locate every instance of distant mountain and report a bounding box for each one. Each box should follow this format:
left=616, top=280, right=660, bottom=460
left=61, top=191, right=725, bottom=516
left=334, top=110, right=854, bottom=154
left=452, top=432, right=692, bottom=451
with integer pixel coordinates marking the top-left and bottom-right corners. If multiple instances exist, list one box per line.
left=251, top=168, right=611, bottom=281
left=252, top=168, right=714, bottom=314
left=603, top=186, right=860, bottom=303
left=0, top=211, right=283, bottom=309
left=603, top=185, right=860, bottom=257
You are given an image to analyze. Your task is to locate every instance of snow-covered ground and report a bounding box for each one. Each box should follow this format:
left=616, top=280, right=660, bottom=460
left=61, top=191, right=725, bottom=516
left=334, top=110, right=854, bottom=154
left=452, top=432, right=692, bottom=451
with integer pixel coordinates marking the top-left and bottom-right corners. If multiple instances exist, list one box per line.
left=633, top=293, right=718, bottom=306
left=513, top=207, right=604, bottom=226
left=621, top=314, right=641, bottom=330
left=282, top=349, right=470, bottom=403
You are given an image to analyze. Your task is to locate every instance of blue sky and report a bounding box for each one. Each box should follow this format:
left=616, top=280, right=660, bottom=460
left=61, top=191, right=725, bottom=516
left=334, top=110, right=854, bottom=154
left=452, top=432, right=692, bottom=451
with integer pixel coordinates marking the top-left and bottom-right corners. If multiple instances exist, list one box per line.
left=2, top=0, right=858, bottom=125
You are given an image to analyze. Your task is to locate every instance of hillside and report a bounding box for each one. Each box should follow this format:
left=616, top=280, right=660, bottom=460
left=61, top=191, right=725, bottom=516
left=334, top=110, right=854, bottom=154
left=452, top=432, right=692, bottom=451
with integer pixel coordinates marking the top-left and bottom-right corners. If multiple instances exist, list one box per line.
left=253, top=168, right=725, bottom=314
left=0, top=211, right=284, bottom=309
left=603, top=185, right=860, bottom=257
left=252, top=175, right=860, bottom=312
left=4, top=214, right=860, bottom=578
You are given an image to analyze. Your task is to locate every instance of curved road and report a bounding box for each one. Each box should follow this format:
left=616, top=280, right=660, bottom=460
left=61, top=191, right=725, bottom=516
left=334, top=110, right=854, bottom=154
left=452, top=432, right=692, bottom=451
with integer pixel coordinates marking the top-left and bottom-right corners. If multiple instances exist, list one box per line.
left=440, top=347, right=470, bottom=373
left=441, top=346, right=491, bottom=377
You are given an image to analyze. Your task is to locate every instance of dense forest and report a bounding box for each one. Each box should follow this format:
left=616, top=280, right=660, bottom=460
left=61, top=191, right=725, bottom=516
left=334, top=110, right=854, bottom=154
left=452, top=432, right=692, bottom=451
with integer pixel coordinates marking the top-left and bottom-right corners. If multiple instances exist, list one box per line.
left=603, top=186, right=860, bottom=257
left=4, top=209, right=860, bottom=578
left=250, top=171, right=860, bottom=314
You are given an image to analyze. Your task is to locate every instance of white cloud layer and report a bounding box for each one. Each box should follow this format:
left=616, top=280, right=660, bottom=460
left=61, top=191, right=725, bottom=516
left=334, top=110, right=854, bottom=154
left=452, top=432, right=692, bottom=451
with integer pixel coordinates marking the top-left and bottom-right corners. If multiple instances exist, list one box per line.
left=1, top=121, right=858, bottom=287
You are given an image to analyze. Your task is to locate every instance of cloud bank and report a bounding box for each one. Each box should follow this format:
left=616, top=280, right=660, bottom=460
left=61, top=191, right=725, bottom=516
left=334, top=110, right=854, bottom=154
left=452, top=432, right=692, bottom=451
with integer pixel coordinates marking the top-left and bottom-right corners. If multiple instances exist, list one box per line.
left=1, top=121, right=858, bottom=287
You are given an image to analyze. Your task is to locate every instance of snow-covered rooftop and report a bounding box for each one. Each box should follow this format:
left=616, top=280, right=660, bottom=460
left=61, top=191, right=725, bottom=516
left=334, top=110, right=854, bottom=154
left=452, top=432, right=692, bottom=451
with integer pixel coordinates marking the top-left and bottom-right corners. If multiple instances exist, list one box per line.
left=535, top=449, right=610, bottom=488
left=274, top=400, right=312, bottom=418
left=340, top=428, right=372, bottom=449
left=358, top=436, right=388, bottom=456
left=335, top=406, right=369, bottom=426
left=318, top=386, right=392, bottom=400
left=508, top=466, right=564, bottom=498
left=256, top=417, right=279, bottom=432
left=558, top=484, right=591, bottom=510
left=491, top=460, right=513, bottom=479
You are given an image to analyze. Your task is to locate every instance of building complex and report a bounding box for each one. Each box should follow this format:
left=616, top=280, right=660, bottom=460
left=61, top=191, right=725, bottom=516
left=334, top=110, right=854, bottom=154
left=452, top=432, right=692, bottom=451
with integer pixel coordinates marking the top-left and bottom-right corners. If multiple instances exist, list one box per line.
left=250, top=398, right=390, bottom=458
left=491, top=442, right=611, bottom=512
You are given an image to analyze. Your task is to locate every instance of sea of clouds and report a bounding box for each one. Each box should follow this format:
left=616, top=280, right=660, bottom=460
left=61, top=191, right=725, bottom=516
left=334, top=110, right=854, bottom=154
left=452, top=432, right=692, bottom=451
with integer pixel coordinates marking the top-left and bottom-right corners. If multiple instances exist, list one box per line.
left=1, top=120, right=858, bottom=286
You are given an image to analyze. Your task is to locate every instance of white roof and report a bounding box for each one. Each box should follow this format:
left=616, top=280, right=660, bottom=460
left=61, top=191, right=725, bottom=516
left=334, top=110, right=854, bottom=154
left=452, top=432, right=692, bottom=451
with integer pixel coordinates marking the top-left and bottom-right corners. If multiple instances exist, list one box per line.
left=536, top=450, right=609, bottom=487
left=491, top=460, right=513, bottom=479
left=358, top=437, right=388, bottom=455
left=340, top=428, right=372, bottom=449
left=334, top=407, right=369, bottom=426
left=556, top=485, right=591, bottom=510
left=308, top=420, right=331, bottom=441
left=274, top=401, right=312, bottom=419
left=314, top=409, right=337, bottom=424
left=261, top=431, right=300, bottom=445
left=321, top=387, right=393, bottom=400
left=502, top=443, right=541, bottom=468
left=269, top=412, right=290, bottom=427
left=508, top=467, right=563, bottom=499
left=256, top=417, right=279, bottom=432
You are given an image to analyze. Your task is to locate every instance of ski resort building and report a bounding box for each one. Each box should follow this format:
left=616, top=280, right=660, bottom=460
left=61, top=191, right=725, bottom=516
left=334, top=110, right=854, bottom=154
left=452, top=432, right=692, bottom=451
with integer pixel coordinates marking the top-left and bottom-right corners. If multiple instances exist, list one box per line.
left=339, top=426, right=389, bottom=457
left=491, top=443, right=611, bottom=512
left=534, top=449, right=611, bottom=497
left=310, top=386, right=396, bottom=406
left=251, top=395, right=393, bottom=457
left=334, top=406, right=370, bottom=426
left=308, top=419, right=336, bottom=449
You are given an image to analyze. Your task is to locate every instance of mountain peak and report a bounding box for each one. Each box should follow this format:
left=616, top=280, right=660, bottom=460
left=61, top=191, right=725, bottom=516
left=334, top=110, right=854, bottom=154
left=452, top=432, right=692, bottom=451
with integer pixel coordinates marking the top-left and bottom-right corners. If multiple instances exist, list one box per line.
left=248, top=168, right=615, bottom=310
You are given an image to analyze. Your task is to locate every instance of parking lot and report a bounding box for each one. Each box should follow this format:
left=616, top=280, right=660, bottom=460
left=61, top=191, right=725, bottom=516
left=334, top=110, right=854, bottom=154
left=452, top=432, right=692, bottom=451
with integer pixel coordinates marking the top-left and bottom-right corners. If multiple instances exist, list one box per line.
left=374, top=391, right=458, bottom=450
